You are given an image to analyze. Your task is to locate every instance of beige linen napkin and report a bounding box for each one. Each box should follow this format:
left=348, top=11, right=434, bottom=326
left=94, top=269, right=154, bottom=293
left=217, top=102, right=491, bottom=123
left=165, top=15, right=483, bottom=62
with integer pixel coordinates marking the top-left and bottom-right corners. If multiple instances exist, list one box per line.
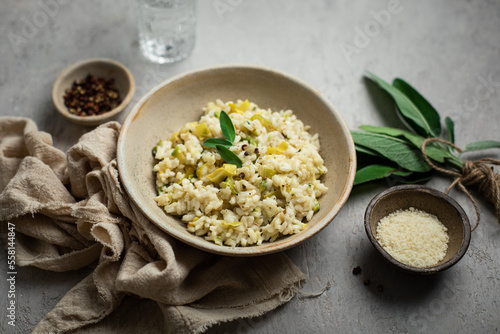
left=0, top=117, right=306, bottom=334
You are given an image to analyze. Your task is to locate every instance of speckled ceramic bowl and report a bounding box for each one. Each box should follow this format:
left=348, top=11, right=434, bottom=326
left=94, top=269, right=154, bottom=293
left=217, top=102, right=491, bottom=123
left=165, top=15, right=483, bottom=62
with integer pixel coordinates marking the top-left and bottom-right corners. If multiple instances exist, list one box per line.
left=365, top=185, right=471, bottom=274
left=52, top=58, right=135, bottom=126
left=117, top=65, right=356, bottom=256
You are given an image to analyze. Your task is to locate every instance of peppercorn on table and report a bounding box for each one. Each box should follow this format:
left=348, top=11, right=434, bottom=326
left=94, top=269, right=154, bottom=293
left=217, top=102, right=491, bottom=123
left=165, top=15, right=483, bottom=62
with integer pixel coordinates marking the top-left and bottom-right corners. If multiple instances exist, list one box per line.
left=1, top=1, right=500, bottom=333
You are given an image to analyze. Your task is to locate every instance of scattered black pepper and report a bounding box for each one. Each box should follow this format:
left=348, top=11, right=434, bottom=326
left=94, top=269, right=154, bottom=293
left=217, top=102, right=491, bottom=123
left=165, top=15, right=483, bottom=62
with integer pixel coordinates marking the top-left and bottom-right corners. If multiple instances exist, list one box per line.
left=238, top=172, right=245, bottom=179
left=63, top=74, right=122, bottom=117
left=242, top=144, right=248, bottom=150
left=254, top=148, right=259, bottom=153
left=352, top=266, right=361, bottom=275
left=244, top=151, right=249, bottom=156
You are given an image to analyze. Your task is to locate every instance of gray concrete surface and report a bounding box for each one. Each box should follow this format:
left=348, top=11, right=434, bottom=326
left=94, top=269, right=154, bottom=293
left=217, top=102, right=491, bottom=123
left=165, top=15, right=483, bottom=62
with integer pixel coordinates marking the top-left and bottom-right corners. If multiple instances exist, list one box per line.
left=1, top=0, right=500, bottom=333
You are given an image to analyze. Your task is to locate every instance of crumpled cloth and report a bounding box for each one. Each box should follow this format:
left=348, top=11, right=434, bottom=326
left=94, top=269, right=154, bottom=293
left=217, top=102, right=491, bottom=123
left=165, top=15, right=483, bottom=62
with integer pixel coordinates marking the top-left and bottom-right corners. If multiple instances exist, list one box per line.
left=0, top=117, right=306, bottom=334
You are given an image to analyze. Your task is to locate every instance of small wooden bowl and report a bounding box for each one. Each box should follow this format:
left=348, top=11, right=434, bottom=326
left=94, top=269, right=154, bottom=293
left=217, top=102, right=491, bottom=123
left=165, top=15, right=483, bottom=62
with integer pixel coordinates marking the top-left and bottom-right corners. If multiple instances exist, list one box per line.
left=52, top=58, right=135, bottom=126
left=365, top=185, right=471, bottom=274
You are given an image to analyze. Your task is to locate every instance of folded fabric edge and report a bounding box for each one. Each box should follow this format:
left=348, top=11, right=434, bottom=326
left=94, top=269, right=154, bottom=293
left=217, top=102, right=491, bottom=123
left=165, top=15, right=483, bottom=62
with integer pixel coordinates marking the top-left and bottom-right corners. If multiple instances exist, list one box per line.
left=162, top=276, right=306, bottom=334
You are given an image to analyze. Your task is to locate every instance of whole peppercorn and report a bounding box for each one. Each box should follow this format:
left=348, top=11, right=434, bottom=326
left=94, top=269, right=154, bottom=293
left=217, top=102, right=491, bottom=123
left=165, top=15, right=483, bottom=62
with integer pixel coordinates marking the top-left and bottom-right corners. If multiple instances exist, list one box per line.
left=63, top=74, right=122, bottom=116
left=352, top=266, right=361, bottom=275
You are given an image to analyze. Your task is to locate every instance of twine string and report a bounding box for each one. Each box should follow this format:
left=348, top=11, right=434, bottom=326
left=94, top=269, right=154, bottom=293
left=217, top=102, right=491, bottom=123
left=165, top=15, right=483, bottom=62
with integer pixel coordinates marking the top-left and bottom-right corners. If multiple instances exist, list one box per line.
left=421, top=138, right=500, bottom=231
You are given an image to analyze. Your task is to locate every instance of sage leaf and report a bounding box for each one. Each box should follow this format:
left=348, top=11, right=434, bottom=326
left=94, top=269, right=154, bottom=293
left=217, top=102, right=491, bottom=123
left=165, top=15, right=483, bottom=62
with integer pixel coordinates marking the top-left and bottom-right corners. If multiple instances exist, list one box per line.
left=359, top=125, right=453, bottom=163
left=352, top=131, right=432, bottom=172
left=356, top=144, right=391, bottom=171
left=359, top=125, right=420, bottom=143
left=393, top=78, right=441, bottom=136
left=203, top=138, right=233, bottom=149
left=354, top=164, right=431, bottom=186
left=219, top=111, right=235, bottom=143
left=354, top=164, right=399, bottom=185
left=216, top=145, right=242, bottom=168
left=355, top=144, right=384, bottom=158
left=445, top=116, right=455, bottom=144
left=398, top=172, right=433, bottom=184
left=367, top=72, right=437, bottom=137
left=463, top=140, right=500, bottom=152
left=393, top=169, right=413, bottom=177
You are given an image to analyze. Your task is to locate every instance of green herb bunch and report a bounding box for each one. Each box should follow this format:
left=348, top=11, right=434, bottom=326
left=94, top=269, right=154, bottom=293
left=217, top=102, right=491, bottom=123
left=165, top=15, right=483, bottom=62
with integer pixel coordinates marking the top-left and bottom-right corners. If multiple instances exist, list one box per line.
left=353, top=72, right=500, bottom=186
left=203, top=110, right=243, bottom=168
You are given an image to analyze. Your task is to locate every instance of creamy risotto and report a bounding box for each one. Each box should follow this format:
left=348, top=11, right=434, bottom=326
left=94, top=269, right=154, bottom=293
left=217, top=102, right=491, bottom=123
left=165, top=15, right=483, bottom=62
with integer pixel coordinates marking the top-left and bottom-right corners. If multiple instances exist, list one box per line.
left=152, top=99, right=327, bottom=246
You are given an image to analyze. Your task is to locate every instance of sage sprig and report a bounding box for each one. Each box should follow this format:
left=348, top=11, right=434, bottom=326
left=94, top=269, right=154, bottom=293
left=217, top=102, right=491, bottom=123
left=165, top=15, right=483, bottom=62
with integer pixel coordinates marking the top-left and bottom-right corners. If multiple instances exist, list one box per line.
left=354, top=73, right=500, bottom=186
left=203, top=110, right=242, bottom=168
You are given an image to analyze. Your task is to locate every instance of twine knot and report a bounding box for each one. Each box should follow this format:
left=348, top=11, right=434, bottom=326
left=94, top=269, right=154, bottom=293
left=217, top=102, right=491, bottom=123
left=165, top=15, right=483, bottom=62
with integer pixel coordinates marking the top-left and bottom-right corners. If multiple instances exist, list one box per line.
left=421, top=138, right=500, bottom=231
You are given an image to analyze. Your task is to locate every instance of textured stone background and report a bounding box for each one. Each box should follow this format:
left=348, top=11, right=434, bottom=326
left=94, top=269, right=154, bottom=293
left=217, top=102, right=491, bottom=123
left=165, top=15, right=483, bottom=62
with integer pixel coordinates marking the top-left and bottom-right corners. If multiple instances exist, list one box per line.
left=1, top=0, right=499, bottom=333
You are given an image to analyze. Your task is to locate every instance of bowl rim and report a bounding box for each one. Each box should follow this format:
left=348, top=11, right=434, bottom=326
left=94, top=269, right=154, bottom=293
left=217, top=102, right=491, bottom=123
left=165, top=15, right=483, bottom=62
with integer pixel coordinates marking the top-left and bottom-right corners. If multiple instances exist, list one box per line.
left=52, top=57, right=136, bottom=125
left=117, top=64, right=357, bottom=256
left=364, top=184, right=471, bottom=274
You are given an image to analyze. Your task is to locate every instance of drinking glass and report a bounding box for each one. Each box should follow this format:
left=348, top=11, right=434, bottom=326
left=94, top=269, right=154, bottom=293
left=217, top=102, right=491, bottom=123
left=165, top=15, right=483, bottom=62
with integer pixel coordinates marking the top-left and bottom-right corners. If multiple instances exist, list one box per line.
left=133, top=0, right=197, bottom=64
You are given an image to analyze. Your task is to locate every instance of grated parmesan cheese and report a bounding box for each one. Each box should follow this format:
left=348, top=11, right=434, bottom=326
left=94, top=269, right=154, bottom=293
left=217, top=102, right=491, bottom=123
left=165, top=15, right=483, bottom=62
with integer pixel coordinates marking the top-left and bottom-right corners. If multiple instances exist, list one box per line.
left=376, top=207, right=449, bottom=268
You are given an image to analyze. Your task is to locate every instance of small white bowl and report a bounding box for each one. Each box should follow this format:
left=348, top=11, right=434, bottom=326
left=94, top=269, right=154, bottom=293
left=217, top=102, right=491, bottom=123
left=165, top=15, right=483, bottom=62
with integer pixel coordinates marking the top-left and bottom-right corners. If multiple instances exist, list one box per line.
left=52, top=58, right=135, bottom=126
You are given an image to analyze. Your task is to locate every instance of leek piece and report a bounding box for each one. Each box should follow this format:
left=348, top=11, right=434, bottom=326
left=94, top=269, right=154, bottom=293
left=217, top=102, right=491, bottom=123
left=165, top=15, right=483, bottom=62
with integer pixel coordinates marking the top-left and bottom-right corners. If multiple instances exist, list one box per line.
left=258, top=165, right=276, bottom=178
left=312, top=199, right=320, bottom=212
left=195, top=123, right=210, bottom=139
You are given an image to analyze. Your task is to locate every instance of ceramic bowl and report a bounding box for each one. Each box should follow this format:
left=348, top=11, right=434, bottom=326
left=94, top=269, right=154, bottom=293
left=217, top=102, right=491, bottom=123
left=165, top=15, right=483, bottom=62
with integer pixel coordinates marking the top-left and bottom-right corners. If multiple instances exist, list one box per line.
left=52, top=58, right=135, bottom=126
left=365, top=185, right=471, bottom=274
left=117, top=65, right=356, bottom=256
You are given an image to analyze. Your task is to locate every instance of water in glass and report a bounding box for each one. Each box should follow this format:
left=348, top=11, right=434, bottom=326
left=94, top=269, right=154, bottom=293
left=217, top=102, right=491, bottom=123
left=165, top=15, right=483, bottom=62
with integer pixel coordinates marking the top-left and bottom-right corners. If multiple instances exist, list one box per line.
left=134, top=0, right=196, bottom=64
